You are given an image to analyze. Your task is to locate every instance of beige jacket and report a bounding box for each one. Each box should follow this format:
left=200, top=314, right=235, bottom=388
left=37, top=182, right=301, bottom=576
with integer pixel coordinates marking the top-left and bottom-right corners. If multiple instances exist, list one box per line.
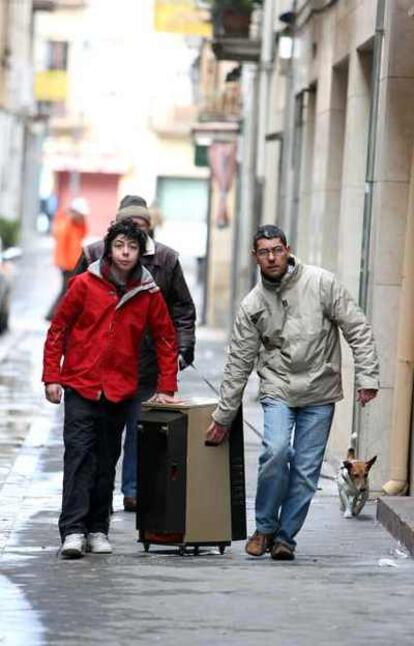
left=212, top=258, right=379, bottom=427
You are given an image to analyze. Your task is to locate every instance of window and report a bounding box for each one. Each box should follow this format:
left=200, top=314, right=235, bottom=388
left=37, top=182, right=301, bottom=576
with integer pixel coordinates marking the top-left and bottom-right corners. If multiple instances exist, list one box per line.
left=46, top=41, right=69, bottom=71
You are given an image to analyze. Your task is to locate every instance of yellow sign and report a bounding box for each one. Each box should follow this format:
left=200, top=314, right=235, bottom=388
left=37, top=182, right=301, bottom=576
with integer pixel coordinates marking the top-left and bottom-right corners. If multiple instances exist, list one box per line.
left=154, top=1, right=212, bottom=37
left=35, top=70, right=68, bottom=102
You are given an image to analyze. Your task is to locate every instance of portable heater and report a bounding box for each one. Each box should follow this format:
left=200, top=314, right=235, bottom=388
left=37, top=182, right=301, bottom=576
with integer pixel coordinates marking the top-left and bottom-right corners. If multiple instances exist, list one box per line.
left=136, top=398, right=246, bottom=555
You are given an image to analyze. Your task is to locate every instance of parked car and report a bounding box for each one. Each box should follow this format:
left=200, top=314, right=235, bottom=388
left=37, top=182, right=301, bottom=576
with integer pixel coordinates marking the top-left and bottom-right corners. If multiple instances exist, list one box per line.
left=0, top=237, right=20, bottom=334
left=0, top=254, right=10, bottom=334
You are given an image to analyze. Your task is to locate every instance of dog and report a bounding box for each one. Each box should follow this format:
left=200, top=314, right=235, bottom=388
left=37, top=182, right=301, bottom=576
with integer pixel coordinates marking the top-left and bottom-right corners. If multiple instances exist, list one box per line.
left=337, top=448, right=377, bottom=518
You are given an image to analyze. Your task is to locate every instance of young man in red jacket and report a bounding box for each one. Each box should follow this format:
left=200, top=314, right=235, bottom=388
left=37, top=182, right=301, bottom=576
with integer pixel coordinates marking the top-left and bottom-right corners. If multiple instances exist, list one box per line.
left=43, top=219, right=178, bottom=559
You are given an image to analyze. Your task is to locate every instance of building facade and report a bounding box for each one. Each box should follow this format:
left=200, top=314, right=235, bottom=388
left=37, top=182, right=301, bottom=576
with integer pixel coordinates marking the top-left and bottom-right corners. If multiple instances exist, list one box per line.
left=211, top=0, right=414, bottom=493
left=0, top=0, right=39, bottom=233
left=34, top=0, right=209, bottom=248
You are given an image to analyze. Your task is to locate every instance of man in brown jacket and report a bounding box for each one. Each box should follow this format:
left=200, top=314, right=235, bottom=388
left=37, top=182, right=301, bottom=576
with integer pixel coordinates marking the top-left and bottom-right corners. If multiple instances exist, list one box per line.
left=73, top=195, right=196, bottom=511
left=206, top=224, right=379, bottom=561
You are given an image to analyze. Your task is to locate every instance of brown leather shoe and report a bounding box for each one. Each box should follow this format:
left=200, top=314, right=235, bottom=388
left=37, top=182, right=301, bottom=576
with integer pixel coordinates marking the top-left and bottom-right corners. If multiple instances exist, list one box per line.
left=245, top=531, right=274, bottom=556
left=271, top=542, right=295, bottom=561
left=123, top=496, right=137, bottom=512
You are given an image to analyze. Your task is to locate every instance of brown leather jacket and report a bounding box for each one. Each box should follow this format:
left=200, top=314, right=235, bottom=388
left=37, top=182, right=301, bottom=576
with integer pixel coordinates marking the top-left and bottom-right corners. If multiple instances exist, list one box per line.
left=73, top=238, right=196, bottom=388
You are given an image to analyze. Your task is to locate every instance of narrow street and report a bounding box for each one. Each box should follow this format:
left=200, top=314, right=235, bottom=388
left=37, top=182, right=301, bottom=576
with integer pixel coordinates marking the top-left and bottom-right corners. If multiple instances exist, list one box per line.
left=0, top=237, right=413, bottom=646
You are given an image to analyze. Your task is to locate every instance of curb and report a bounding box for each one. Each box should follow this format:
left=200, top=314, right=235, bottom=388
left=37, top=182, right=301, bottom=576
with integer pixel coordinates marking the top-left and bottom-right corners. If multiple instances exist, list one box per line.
left=377, top=496, right=414, bottom=557
left=0, top=415, right=54, bottom=556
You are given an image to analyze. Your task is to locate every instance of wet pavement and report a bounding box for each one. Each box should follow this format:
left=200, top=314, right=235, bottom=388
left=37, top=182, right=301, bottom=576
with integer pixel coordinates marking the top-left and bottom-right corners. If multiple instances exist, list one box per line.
left=0, top=235, right=414, bottom=645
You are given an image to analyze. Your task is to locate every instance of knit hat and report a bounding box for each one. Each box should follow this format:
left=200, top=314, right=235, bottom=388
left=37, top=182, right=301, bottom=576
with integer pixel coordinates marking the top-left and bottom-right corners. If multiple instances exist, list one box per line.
left=69, top=197, right=90, bottom=217
left=119, top=195, right=147, bottom=209
left=116, top=204, right=151, bottom=225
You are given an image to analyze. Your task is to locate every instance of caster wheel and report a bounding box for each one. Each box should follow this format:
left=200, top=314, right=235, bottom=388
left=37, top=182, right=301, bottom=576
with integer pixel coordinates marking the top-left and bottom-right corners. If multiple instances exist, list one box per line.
left=194, top=546, right=200, bottom=556
left=178, top=545, right=186, bottom=556
left=219, top=545, right=226, bottom=555
left=144, top=542, right=150, bottom=553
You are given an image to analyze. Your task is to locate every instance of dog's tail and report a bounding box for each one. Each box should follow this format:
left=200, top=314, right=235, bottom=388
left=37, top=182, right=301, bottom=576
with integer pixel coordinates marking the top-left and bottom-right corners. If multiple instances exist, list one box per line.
left=347, top=447, right=355, bottom=460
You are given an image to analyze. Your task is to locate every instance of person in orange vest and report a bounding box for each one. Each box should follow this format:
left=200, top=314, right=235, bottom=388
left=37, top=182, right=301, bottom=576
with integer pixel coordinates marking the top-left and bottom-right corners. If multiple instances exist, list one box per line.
left=46, top=197, right=89, bottom=320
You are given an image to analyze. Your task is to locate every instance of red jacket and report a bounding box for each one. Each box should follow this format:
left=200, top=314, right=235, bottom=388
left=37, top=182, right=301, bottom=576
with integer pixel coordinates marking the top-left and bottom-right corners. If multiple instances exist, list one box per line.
left=43, top=262, right=178, bottom=402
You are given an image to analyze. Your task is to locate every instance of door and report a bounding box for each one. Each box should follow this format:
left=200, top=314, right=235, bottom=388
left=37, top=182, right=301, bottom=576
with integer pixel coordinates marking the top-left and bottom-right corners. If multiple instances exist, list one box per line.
left=155, top=176, right=209, bottom=259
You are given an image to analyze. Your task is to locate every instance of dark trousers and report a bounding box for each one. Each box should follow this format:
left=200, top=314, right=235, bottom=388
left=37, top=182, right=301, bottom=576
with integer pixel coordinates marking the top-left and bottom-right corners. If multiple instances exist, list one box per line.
left=59, top=389, right=128, bottom=541
left=46, top=269, right=72, bottom=320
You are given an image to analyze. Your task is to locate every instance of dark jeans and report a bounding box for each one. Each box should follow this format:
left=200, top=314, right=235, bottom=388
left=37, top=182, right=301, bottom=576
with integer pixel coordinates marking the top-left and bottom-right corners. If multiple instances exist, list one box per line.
left=59, top=389, right=128, bottom=541
left=46, top=269, right=72, bottom=320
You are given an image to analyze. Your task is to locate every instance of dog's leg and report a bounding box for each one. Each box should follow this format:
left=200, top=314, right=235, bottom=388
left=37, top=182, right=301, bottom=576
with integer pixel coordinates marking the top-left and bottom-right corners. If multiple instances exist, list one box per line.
left=353, top=491, right=368, bottom=517
left=343, top=505, right=353, bottom=519
left=338, top=486, right=352, bottom=517
left=337, top=481, right=346, bottom=511
left=343, top=491, right=353, bottom=518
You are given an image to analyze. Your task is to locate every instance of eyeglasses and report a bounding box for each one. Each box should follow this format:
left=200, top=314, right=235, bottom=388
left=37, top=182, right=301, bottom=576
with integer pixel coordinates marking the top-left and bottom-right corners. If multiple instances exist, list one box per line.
left=256, top=246, right=286, bottom=258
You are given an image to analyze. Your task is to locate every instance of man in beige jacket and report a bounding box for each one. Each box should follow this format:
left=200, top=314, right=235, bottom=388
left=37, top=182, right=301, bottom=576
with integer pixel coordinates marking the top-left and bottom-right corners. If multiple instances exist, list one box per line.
left=206, top=225, right=379, bottom=561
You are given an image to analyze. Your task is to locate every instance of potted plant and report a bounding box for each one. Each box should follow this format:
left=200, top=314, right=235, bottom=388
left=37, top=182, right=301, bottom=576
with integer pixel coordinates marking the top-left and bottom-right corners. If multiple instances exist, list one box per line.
left=209, top=0, right=263, bottom=37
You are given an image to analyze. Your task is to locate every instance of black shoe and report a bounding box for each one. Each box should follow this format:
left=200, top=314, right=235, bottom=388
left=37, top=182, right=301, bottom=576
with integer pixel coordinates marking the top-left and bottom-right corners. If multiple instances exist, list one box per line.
left=123, top=496, right=137, bottom=512
left=270, top=542, right=295, bottom=561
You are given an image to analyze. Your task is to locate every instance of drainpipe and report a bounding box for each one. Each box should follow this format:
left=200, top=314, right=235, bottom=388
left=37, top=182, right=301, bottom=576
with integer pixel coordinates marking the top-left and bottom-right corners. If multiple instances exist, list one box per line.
left=231, top=64, right=258, bottom=312
left=382, top=148, right=414, bottom=496
left=290, top=88, right=313, bottom=250
left=255, top=0, right=275, bottom=229
left=276, top=7, right=297, bottom=236
left=352, top=0, right=385, bottom=448
left=256, top=0, right=275, bottom=182
left=358, top=0, right=386, bottom=312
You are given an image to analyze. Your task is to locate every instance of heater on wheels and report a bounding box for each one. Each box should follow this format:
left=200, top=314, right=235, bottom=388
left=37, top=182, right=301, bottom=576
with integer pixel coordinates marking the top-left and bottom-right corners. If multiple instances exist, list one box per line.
left=136, top=398, right=246, bottom=555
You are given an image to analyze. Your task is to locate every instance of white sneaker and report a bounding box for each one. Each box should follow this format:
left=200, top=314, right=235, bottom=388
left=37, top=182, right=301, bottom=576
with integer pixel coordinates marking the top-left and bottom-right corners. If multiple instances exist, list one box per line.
left=87, top=532, right=112, bottom=554
left=60, top=533, right=86, bottom=559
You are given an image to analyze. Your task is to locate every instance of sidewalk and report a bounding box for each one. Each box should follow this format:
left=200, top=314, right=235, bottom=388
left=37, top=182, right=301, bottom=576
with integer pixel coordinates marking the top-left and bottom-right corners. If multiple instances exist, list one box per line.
left=1, top=236, right=414, bottom=645
left=1, top=323, right=414, bottom=645
left=377, top=497, right=414, bottom=557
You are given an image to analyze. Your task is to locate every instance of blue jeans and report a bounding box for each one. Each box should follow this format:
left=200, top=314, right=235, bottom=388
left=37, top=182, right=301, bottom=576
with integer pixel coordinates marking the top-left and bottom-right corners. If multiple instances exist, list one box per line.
left=121, top=386, right=155, bottom=498
left=255, top=397, right=335, bottom=549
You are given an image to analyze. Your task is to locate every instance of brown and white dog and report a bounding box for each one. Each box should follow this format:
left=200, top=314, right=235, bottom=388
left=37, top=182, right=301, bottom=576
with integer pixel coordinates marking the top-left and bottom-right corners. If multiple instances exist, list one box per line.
left=337, top=448, right=377, bottom=518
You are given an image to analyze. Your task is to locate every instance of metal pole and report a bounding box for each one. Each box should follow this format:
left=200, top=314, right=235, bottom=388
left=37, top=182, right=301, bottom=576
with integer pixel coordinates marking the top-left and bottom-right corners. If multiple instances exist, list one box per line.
left=231, top=64, right=259, bottom=313
left=256, top=0, right=275, bottom=181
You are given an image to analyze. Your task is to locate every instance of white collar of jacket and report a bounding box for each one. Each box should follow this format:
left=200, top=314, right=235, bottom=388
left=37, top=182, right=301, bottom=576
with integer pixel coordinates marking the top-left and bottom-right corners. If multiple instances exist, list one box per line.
left=144, top=236, right=155, bottom=256
left=261, top=255, right=300, bottom=293
left=87, top=260, right=159, bottom=309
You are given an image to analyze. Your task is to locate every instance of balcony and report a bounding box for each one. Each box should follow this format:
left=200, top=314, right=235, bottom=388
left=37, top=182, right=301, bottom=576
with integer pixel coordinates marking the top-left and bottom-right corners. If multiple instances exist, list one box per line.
left=53, top=0, right=88, bottom=7
left=211, top=38, right=261, bottom=62
left=33, top=0, right=87, bottom=11
left=32, top=1, right=56, bottom=10
left=198, top=81, right=241, bottom=123
left=149, top=105, right=198, bottom=139
left=211, top=7, right=261, bottom=63
left=48, top=115, right=87, bottom=136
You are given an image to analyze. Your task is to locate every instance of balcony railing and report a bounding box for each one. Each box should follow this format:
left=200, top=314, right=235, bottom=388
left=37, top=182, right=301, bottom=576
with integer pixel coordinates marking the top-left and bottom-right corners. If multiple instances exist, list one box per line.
left=32, top=1, right=56, bottom=10
left=198, top=82, right=241, bottom=123
left=211, top=7, right=261, bottom=63
left=54, top=0, right=88, bottom=7
left=149, top=105, right=198, bottom=138
left=33, top=0, right=87, bottom=10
